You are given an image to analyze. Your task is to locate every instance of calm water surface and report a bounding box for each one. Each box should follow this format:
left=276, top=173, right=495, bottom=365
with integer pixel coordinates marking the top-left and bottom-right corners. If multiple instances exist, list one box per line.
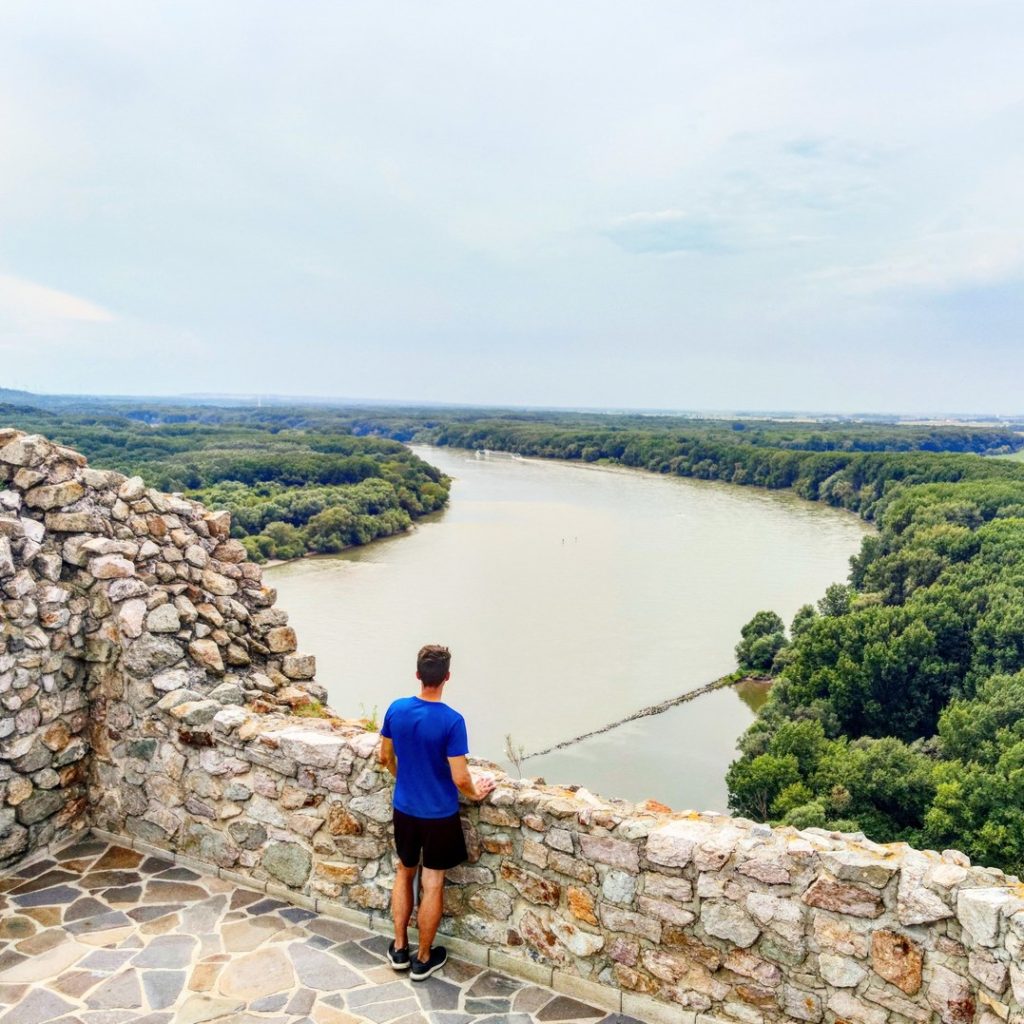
left=267, top=447, right=870, bottom=812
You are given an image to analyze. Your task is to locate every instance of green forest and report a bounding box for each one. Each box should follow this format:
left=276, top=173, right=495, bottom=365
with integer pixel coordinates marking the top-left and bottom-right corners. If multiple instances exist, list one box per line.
left=0, top=403, right=450, bottom=561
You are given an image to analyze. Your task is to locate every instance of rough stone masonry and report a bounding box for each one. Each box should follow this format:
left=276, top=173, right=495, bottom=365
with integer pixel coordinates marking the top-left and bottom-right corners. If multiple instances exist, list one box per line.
left=1, top=427, right=1023, bottom=1024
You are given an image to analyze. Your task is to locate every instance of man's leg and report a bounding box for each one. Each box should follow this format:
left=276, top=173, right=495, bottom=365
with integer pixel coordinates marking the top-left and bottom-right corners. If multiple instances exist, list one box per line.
left=415, top=867, right=445, bottom=961
left=392, top=861, right=417, bottom=950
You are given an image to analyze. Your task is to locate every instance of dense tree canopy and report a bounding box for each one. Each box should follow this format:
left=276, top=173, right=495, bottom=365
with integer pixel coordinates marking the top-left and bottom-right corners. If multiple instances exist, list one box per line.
left=0, top=404, right=450, bottom=560
left=735, top=611, right=787, bottom=673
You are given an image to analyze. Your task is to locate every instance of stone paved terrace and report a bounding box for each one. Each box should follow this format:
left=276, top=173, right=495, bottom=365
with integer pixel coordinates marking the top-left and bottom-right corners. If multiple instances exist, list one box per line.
left=0, top=833, right=643, bottom=1024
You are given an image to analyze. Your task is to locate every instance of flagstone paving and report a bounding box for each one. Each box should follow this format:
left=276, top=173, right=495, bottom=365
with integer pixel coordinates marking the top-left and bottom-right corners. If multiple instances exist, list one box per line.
left=0, top=836, right=642, bottom=1024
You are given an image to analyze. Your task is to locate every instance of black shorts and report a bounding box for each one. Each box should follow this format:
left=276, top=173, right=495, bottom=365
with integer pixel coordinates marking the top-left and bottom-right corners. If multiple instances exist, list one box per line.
left=393, top=808, right=468, bottom=870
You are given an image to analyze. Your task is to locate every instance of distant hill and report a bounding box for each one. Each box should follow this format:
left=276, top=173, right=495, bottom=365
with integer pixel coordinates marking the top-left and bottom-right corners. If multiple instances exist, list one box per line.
left=0, top=387, right=50, bottom=407
left=0, top=387, right=117, bottom=411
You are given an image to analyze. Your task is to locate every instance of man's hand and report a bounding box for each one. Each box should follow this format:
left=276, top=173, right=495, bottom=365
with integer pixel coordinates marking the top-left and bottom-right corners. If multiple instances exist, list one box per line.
left=471, top=770, right=497, bottom=800
left=448, top=756, right=496, bottom=801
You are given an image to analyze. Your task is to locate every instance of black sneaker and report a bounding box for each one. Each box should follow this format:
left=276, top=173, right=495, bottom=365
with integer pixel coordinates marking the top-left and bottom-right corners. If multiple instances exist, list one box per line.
left=410, top=945, right=447, bottom=981
left=387, top=940, right=411, bottom=971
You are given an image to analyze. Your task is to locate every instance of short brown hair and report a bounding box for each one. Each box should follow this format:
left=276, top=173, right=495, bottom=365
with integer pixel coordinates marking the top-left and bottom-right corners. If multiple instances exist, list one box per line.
left=417, top=644, right=451, bottom=686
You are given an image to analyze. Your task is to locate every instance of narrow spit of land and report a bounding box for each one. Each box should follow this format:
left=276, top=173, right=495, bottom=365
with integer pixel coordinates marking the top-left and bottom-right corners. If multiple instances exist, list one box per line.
left=523, top=674, right=769, bottom=761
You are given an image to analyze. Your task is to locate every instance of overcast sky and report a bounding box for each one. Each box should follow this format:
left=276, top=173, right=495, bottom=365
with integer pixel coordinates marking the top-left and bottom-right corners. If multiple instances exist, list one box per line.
left=1, top=1, right=1022, bottom=413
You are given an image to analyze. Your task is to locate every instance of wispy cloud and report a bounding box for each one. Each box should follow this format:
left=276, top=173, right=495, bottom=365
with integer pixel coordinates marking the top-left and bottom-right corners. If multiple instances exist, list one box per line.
left=0, top=273, right=116, bottom=324
left=603, top=210, right=729, bottom=255
left=783, top=135, right=888, bottom=167
left=818, top=229, right=1024, bottom=295
left=603, top=131, right=888, bottom=258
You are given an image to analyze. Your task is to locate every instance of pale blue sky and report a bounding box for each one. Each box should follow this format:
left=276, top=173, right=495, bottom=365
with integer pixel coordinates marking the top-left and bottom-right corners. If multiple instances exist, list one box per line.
left=1, top=1, right=1022, bottom=413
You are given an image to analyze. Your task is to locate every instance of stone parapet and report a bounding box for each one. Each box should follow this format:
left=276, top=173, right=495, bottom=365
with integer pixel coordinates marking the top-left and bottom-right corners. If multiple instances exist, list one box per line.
left=114, top=700, right=1024, bottom=1024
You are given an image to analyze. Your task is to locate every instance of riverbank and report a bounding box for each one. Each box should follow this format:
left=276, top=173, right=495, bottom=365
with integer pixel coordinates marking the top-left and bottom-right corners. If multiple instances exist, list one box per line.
left=258, top=508, right=448, bottom=568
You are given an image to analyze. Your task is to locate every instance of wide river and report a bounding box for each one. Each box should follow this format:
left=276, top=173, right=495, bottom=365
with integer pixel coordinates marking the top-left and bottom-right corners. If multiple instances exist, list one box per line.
left=266, top=446, right=871, bottom=812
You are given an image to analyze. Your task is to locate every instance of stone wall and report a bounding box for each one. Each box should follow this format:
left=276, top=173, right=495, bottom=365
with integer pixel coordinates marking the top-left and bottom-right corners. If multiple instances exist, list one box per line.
left=2, top=428, right=1023, bottom=1024
left=0, top=432, right=93, bottom=862
left=106, top=708, right=1024, bottom=1024
left=0, top=428, right=326, bottom=868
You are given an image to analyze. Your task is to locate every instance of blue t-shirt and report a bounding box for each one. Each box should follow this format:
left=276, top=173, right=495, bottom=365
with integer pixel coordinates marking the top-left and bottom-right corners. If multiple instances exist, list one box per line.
left=381, top=696, right=469, bottom=818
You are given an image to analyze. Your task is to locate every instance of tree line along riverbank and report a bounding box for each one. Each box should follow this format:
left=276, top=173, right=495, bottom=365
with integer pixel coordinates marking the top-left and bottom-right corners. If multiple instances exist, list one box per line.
left=0, top=402, right=450, bottom=561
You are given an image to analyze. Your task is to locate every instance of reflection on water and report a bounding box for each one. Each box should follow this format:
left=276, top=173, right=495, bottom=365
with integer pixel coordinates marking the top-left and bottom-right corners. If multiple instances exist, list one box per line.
left=267, top=447, right=869, bottom=812
left=735, top=678, right=773, bottom=714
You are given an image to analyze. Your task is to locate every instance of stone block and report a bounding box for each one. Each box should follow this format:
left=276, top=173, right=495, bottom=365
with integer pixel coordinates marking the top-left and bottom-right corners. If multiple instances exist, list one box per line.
left=181, top=821, right=240, bottom=868
left=638, top=895, right=695, bottom=926
left=88, top=554, right=135, bottom=579
left=645, top=819, right=703, bottom=867
left=819, top=952, right=867, bottom=988
left=523, top=837, right=548, bottom=867
left=820, top=848, right=900, bottom=888
left=16, top=789, right=65, bottom=825
left=282, top=654, right=316, bottom=680
left=262, top=840, right=312, bottom=887
left=146, top=604, right=181, bottom=633
left=579, top=833, right=640, bottom=872
left=468, top=886, right=514, bottom=920
left=782, top=986, right=825, bottom=1023
left=871, top=929, right=923, bottom=995
left=333, top=834, right=386, bottom=859
left=602, top=868, right=637, bottom=903
left=827, top=990, right=887, bottom=1024
left=189, top=638, right=225, bottom=674
left=316, top=861, right=360, bottom=885
left=958, top=888, right=1018, bottom=948
left=863, top=979, right=933, bottom=1022
left=723, top=948, right=781, bottom=988
left=228, top=820, right=267, bottom=850
left=599, top=901, right=661, bottom=943
left=736, top=853, right=791, bottom=885
left=899, top=875, right=954, bottom=925
left=546, top=850, right=597, bottom=883
left=25, top=480, right=85, bottom=510
left=802, top=875, right=884, bottom=918
left=169, top=700, right=220, bottom=727
left=928, top=964, right=977, bottom=1024
left=644, top=872, right=693, bottom=902
left=500, top=861, right=560, bottom=906
left=700, top=899, right=760, bottom=948
left=201, top=569, right=238, bottom=596
left=546, top=827, right=574, bottom=853
left=123, top=634, right=184, bottom=677
left=265, top=626, right=298, bottom=653
left=276, top=728, right=350, bottom=769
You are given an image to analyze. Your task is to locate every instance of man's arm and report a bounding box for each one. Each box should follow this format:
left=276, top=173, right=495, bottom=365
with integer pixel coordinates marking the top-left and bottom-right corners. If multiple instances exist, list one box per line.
left=448, top=755, right=496, bottom=801
left=378, top=736, right=397, bottom=778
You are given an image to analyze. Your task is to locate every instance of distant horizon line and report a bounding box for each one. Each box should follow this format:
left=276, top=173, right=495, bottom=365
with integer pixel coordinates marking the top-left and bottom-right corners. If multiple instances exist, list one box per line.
left=1, top=384, right=1022, bottom=424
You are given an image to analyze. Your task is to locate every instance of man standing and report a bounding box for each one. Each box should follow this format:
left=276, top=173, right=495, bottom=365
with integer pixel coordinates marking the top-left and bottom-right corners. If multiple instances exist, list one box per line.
left=378, top=644, right=496, bottom=980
